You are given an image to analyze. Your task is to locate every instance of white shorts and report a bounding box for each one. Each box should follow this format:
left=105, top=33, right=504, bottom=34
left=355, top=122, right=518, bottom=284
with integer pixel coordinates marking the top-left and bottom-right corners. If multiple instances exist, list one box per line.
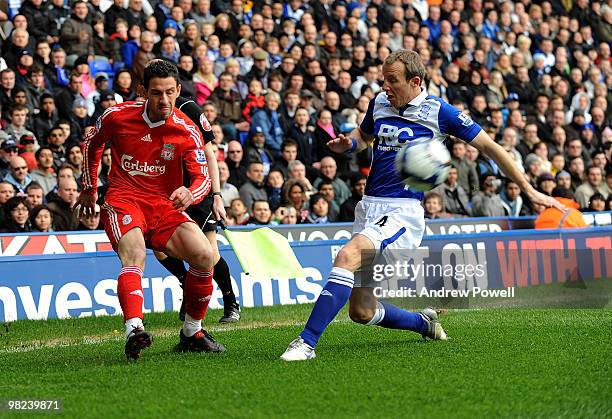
left=352, top=195, right=425, bottom=287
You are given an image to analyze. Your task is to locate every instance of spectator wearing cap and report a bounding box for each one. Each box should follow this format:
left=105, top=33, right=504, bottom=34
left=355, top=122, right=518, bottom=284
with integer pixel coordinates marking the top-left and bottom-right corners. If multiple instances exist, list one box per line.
left=4, top=156, right=32, bottom=194
left=90, top=89, right=118, bottom=124
left=47, top=177, right=79, bottom=231
left=535, top=187, right=587, bottom=229
left=250, top=91, right=284, bottom=156
left=60, top=1, right=93, bottom=57
left=30, top=146, right=56, bottom=195
left=86, top=73, right=115, bottom=116
left=245, top=125, right=274, bottom=175
left=15, top=49, right=35, bottom=87
left=471, top=174, right=506, bottom=217
left=68, top=97, right=90, bottom=144
left=244, top=49, right=270, bottom=88
left=0, top=139, right=20, bottom=179
left=574, top=165, right=606, bottom=209
left=536, top=172, right=556, bottom=196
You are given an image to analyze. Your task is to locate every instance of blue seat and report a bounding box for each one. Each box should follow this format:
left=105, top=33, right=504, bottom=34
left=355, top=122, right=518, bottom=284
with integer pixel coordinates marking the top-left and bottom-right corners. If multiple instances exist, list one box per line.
left=89, top=60, right=114, bottom=78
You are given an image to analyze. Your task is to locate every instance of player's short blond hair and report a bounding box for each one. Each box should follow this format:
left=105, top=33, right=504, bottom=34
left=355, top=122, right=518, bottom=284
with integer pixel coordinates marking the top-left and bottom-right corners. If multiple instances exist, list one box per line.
left=384, top=50, right=426, bottom=83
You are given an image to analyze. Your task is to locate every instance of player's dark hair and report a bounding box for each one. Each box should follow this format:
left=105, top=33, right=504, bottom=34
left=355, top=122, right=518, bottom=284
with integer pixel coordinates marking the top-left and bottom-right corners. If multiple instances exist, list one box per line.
left=143, top=59, right=179, bottom=90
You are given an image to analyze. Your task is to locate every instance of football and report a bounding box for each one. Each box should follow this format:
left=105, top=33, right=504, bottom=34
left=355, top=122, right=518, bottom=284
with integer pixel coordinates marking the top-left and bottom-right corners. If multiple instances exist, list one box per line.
left=394, top=138, right=451, bottom=192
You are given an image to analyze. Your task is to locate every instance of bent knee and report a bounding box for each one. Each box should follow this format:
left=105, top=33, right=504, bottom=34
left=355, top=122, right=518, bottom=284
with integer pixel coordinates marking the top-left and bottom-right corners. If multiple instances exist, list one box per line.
left=349, top=306, right=376, bottom=324
left=187, top=247, right=214, bottom=269
left=120, top=247, right=147, bottom=267
left=335, top=246, right=361, bottom=270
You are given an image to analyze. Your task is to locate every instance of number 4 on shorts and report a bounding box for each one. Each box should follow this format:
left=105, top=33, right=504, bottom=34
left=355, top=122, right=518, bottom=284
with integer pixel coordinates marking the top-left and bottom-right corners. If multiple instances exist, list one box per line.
left=375, top=216, right=388, bottom=227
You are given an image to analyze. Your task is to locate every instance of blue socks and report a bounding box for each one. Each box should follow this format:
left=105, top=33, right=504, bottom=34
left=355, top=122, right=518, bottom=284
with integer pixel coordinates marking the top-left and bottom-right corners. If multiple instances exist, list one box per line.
left=368, top=301, right=428, bottom=334
left=300, top=267, right=354, bottom=347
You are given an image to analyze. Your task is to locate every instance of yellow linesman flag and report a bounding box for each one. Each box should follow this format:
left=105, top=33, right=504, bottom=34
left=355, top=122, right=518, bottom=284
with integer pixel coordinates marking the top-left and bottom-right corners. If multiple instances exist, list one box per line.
left=223, top=227, right=306, bottom=279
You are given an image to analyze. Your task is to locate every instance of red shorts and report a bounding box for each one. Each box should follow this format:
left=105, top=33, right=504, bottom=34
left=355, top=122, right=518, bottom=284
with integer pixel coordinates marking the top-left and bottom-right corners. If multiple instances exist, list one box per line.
left=101, top=196, right=195, bottom=251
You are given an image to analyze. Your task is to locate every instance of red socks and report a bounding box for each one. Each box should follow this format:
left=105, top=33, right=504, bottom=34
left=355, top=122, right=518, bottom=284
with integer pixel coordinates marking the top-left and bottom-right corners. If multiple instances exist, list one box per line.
left=117, top=266, right=144, bottom=321
left=184, top=267, right=214, bottom=320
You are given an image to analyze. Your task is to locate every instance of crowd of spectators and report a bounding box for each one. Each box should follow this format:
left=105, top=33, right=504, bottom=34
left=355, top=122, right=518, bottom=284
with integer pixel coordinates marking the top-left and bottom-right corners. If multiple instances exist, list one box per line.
left=0, top=0, right=610, bottom=232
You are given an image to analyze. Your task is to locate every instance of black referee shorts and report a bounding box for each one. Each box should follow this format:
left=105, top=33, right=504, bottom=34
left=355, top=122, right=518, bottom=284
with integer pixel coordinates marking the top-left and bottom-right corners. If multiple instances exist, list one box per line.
left=187, top=195, right=218, bottom=232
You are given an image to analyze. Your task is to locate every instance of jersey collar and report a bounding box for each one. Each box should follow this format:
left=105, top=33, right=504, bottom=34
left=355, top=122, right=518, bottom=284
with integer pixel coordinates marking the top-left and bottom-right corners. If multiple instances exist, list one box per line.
left=396, top=87, right=428, bottom=115
left=142, top=100, right=167, bottom=128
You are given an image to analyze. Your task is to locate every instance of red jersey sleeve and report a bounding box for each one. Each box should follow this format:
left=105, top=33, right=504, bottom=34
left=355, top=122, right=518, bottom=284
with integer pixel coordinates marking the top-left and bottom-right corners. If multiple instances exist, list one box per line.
left=81, top=108, right=115, bottom=194
left=183, top=130, right=212, bottom=205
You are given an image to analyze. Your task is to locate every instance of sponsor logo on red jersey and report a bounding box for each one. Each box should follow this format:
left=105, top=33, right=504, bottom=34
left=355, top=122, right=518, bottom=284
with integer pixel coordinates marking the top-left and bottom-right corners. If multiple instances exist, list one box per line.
left=121, top=154, right=166, bottom=177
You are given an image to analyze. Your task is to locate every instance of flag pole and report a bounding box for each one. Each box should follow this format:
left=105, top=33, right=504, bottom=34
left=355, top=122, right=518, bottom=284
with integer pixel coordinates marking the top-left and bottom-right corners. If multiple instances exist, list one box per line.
left=218, top=220, right=250, bottom=276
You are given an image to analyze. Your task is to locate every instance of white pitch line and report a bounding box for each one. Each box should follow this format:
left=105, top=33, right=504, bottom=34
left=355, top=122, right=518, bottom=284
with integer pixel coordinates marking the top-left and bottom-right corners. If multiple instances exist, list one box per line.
left=0, top=318, right=351, bottom=354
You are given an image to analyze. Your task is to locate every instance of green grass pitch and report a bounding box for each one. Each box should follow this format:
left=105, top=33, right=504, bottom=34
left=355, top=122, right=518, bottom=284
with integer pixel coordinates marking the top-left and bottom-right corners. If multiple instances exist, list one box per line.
left=1, top=304, right=611, bottom=418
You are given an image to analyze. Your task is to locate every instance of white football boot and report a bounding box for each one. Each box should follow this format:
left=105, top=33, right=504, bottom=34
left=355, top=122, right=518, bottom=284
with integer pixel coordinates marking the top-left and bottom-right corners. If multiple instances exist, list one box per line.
left=420, top=308, right=448, bottom=340
left=280, top=337, right=316, bottom=361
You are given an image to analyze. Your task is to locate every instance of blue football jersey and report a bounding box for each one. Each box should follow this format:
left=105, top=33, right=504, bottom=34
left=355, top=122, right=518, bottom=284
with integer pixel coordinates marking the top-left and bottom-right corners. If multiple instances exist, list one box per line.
left=360, top=89, right=482, bottom=199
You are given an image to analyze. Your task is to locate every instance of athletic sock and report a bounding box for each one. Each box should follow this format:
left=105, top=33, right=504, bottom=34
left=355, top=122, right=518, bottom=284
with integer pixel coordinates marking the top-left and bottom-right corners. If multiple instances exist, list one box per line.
left=300, top=267, right=354, bottom=348
left=125, top=317, right=144, bottom=339
left=182, top=313, right=202, bottom=337
left=366, top=301, right=427, bottom=334
left=183, top=266, right=213, bottom=325
left=117, top=266, right=144, bottom=328
left=158, top=256, right=188, bottom=286
left=213, top=257, right=236, bottom=306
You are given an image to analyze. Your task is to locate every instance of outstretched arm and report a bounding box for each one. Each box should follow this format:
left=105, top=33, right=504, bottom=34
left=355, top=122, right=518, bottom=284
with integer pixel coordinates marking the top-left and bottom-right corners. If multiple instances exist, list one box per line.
left=470, top=130, right=564, bottom=211
left=327, top=127, right=374, bottom=154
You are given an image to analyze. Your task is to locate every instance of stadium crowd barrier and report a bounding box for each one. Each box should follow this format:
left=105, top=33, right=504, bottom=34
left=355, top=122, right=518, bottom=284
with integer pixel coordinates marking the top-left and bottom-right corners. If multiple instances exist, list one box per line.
left=1, top=212, right=610, bottom=257
left=0, top=224, right=611, bottom=322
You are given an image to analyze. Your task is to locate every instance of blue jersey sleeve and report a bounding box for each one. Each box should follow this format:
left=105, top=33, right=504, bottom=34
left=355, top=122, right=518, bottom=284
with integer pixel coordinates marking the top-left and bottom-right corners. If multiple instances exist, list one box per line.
left=359, top=98, right=376, bottom=135
left=438, top=101, right=482, bottom=142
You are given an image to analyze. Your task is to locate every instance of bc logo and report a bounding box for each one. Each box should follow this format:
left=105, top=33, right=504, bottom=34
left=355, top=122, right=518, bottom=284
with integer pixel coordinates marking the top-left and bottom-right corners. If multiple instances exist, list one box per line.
left=377, top=123, right=415, bottom=146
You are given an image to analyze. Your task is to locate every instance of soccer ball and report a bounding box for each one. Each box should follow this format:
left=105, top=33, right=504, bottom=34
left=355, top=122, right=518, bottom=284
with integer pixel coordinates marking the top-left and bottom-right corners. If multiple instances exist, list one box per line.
left=394, top=138, right=451, bottom=192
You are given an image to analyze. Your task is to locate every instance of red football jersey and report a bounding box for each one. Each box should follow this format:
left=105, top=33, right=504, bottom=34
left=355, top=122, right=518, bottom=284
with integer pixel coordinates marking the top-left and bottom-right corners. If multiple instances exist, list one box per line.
left=82, top=101, right=211, bottom=203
